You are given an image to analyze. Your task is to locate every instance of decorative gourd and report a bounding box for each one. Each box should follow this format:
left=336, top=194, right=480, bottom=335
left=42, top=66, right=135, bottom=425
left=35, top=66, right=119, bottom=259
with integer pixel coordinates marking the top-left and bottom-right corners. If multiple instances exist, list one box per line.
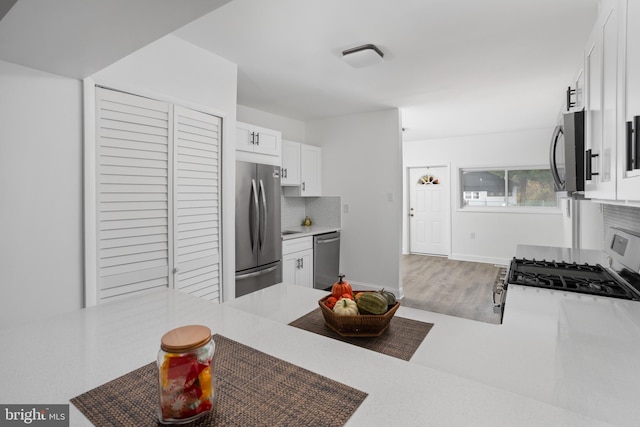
left=378, top=289, right=396, bottom=306
left=356, top=292, right=388, bottom=315
left=333, top=298, right=359, bottom=316
left=331, top=274, right=353, bottom=300
left=325, top=296, right=338, bottom=309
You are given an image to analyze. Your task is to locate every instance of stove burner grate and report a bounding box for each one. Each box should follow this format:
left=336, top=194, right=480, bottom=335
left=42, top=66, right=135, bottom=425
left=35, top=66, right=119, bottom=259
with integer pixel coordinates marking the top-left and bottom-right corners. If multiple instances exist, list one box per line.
left=507, top=258, right=640, bottom=300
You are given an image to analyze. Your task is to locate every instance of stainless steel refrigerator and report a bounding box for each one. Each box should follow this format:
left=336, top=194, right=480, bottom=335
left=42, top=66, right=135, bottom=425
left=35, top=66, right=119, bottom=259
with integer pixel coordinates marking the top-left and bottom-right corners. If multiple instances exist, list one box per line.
left=235, top=161, right=282, bottom=297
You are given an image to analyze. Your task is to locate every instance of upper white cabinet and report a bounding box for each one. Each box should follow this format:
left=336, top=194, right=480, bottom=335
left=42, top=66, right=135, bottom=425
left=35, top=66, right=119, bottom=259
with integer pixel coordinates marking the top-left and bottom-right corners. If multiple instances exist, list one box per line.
left=617, top=0, right=640, bottom=199
left=583, top=0, right=619, bottom=200
left=236, top=121, right=281, bottom=157
left=567, top=68, right=585, bottom=112
left=281, top=140, right=301, bottom=186
left=283, top=144, right=322, bottom=197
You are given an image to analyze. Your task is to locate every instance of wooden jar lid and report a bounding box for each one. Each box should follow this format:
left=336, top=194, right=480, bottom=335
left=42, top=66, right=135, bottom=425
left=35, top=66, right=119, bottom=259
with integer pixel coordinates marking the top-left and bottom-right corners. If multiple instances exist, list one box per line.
left=160, top=325, right=212, bottom=352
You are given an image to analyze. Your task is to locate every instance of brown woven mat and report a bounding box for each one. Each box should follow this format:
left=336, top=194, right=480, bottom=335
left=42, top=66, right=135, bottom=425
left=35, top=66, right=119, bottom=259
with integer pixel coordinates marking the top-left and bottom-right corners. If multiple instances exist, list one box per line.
left=288, top=308, right=433, bottom=361
left=71, top=334, right=367, bottom=427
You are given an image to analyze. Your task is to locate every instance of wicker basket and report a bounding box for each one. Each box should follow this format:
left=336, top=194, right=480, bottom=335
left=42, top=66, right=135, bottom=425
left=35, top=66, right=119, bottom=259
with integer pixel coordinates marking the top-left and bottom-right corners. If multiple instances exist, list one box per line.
left=318, top=292, right=400, bottom=337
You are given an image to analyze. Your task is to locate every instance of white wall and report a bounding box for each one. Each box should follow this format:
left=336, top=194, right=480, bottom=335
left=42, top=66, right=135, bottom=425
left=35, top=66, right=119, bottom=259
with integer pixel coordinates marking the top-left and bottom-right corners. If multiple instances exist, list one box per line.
left=307, top=109, right=404, bottom=297
left=403, top=128, right=568, bottom=265
left=90, top=34, right=239, bottom=301
left=237, top=105, right=306, bottom=142
left=0, top=60, right=83, bottom=329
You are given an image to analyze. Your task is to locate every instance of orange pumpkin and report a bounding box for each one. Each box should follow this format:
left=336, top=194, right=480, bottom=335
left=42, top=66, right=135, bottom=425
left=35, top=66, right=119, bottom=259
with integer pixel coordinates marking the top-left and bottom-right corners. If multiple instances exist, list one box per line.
left=325, top=296, right=338, bottom=309
left=331, top=274, right=353, bottom=300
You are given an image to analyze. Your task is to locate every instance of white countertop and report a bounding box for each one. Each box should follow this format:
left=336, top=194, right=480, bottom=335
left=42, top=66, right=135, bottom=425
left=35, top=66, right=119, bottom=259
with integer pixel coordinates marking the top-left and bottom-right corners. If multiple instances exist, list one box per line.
left=281, top=225, right=340, bottom=240
left=2, top=280, right=637, bottom=426
left=229, top=281, right=640, bottom=427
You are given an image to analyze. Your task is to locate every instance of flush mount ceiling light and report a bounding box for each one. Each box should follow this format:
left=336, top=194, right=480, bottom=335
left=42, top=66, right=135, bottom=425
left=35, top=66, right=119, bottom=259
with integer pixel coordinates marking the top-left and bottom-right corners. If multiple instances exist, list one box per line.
left=342, top=44, right=384, bottom=68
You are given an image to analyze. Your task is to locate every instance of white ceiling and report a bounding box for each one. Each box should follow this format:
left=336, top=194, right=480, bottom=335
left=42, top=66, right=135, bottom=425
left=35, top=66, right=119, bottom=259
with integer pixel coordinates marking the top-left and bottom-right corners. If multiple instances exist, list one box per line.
left=0, top=0, right=231, bottom=78
left=175, top=0, right=599, bottom=140
left=0, top=0, right=599, bottom=141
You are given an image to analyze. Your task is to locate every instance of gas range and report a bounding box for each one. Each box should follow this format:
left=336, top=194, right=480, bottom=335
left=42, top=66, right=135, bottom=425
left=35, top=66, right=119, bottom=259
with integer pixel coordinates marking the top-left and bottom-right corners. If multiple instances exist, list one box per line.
left=493, top=227, right=640, bottom=323
left=507, top=258, right=640, bottom=300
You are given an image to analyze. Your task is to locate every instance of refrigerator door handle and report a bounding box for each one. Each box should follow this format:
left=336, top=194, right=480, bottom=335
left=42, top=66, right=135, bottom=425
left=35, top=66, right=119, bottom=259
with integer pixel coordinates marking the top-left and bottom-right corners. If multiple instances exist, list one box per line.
left=250, top=179, right=259, bottom=251
left=235, top=264, right=279, bottom=280
left=258, top=179, right=267, bottom=249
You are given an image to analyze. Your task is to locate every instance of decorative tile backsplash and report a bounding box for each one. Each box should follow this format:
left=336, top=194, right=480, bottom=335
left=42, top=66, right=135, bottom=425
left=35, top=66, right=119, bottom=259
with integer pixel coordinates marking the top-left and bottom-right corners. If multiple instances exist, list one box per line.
left=603, top=204, right=640, bottom=236
left=281, top=196, right=306, bottom=228
left=281, top=196, right=341, bottom=229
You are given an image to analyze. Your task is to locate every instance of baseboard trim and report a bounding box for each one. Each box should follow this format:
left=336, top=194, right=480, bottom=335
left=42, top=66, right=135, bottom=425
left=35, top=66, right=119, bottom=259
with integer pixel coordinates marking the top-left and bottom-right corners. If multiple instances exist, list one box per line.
left=449, top=253, right=510, bottom=267
left=346, top=281, right=404, bottom=300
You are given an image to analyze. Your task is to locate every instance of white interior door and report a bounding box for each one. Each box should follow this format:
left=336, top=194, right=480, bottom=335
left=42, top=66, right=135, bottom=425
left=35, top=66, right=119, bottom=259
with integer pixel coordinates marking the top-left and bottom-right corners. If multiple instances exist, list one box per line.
left=409, top=166, right=449, bottom=256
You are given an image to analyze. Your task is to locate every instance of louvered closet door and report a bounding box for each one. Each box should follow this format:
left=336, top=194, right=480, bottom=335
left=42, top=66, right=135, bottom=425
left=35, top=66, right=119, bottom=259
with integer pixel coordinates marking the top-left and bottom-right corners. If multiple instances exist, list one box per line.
left=96, top=88, right=172, bottom=302
left=173, top=106, right=221, bottom=302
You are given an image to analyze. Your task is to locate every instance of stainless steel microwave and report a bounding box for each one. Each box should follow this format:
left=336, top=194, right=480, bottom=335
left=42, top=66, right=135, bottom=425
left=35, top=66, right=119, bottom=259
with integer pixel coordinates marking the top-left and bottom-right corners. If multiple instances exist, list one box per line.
left=549, top=110, right=585, bottom=193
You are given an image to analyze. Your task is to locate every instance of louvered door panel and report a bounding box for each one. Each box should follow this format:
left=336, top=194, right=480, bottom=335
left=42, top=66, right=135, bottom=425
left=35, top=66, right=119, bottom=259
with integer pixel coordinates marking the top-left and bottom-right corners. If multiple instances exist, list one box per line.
left=173, top=106, right=221, bottom=302
left=96, top=88, right=171, bottom=302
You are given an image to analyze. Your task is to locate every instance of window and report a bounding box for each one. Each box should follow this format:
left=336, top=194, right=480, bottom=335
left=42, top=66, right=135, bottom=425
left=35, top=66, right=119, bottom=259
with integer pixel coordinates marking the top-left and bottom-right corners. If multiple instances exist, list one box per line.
left=461, top=168, right=557, bottom=209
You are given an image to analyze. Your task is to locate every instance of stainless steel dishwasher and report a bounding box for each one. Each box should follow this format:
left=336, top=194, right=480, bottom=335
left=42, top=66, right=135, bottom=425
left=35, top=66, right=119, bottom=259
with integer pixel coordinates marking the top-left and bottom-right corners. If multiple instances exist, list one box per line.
left=313, top=231, right=340, bottom=290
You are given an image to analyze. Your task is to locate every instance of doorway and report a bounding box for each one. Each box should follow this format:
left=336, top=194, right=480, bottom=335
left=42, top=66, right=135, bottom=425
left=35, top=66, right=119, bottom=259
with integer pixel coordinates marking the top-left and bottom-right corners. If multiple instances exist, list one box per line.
left=408, top=166, right=450, bottom=256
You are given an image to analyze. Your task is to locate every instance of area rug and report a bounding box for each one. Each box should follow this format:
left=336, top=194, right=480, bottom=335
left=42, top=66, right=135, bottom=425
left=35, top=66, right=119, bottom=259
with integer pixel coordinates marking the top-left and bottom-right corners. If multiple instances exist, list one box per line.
left=288, top=308, right=433, bottom=361
left=71, top=334, right=367, bottom=427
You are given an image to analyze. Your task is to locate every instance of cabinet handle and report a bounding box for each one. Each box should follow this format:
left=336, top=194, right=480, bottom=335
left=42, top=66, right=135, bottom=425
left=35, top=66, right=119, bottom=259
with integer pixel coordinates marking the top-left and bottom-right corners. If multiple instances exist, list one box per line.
left=626, top=121, right=634, bottom=171
left=255, top=132, right=260, bottom=145
left=634, top=116, right=640, bottom=170
left=300, top=258, right=303, bottom=269
left=585, top=149, right=599, bottom=180
left=566, top=86, right=576, bottom=111
left=250, top=132, right=255, bottom=144
left=302, top=182, right=306, bottom=191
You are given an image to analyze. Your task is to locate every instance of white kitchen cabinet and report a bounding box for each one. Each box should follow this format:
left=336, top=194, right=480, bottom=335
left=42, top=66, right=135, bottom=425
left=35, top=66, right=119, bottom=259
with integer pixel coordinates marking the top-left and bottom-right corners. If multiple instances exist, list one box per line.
left=236, top=121, right=281, bottom=157
left=567, top=68, right=585, bottom=112
left=617, top=0, right=640, bottom=200
left=281, top=140, right=301, bottom=186
left=283, top=144, right=322, bottom=197
left=282, top=237, right=313, bottom=287
left=583, top=0, right=619, bottom=200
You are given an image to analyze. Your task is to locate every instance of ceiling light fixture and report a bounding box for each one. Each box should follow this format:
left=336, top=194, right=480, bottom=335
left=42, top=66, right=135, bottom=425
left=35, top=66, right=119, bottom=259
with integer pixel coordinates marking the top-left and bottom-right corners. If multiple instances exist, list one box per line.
left=342, top=44, right=384, bottom=68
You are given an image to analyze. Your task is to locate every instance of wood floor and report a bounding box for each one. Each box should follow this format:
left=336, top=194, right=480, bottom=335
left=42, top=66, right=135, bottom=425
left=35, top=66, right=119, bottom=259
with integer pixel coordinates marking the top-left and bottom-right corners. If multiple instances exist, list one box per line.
left=401, top=254, right=505, bottom=324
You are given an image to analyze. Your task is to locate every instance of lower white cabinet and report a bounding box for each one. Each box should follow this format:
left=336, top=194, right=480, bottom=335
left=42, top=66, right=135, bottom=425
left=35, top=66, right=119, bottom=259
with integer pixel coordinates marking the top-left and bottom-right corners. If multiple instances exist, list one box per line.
left=282, top=237, right=314, bottom=287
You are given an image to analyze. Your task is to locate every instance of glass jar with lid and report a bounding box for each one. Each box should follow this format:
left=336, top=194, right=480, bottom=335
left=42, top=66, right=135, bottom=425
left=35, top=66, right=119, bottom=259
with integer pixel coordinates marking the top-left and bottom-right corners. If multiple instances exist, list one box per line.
left=157, top=325, right=215, bottom=424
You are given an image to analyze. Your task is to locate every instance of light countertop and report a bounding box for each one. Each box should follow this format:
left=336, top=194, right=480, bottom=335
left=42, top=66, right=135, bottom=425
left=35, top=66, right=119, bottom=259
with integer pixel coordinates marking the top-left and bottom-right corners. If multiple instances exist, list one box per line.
left=281, top=225, right=340, bottom=240
left=228, top=278, right=640, bottom=427
left=1, top=280, right=637, bottom=426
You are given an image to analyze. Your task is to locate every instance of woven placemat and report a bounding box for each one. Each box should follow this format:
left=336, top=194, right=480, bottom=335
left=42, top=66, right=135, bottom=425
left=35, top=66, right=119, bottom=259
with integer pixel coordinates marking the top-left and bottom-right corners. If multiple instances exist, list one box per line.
left=288, top=308, right=433, bottom=361
left=71, top=334, right=367, bottom=427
